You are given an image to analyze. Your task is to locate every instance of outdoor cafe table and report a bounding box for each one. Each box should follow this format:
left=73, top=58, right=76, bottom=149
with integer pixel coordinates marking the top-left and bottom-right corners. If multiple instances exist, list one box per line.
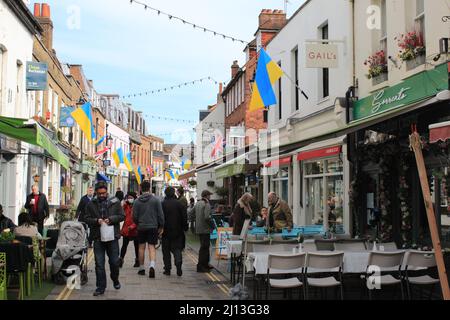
left=246, top=250, right=417, bottom=276
left=0, top=242, right=34, bottom=273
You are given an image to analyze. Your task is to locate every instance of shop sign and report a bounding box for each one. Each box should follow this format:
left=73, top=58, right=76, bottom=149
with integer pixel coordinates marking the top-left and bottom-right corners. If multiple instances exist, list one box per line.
left=305, top=43, right=339, bottom=68
left=353, top=63, right=449, bottom=121
left=60, top=106, right=75, bottom=127
left=297, top=146, right=341, bottom=161
left=106, top=167, right=115, bottom=175
left=26, top=62, right=48, bottom=90
left=216, top=164, right=245, bottom=179
left=264, top=156, right=291, bottom=168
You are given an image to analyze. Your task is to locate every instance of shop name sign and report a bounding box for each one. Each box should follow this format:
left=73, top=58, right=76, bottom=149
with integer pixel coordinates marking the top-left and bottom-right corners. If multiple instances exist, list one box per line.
left=371, top=87, right=411, bottom=114
left=305, top=43, right=339, bottom=68
left=353, top=63, right=449, bottom=121
left=26, top=62, right=48, bottom=91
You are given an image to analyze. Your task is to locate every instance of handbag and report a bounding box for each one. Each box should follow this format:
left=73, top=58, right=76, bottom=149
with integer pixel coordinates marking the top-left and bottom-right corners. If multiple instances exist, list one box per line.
left=100, top=223, right=115, bottom=242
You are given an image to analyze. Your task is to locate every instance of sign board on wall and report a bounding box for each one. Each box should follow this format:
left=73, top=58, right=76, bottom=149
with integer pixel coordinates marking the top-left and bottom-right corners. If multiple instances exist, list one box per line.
left=60, top=106, right=75, bottom=127
left=305, top=43, right=339, bottom=68
left=26, top=62, right=48, bottom=90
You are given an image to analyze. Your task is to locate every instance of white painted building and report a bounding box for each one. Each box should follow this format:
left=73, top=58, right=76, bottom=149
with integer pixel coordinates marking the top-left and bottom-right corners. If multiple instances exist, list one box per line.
left=265, top=0, right=353, bottom=233
left=0, top=0, right=41, bottom=222
left=195, top=97, right=225, bottom=201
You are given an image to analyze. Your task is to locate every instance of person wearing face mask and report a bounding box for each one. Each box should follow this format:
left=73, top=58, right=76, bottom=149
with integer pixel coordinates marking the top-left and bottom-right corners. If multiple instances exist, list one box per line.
left=85, top=182, right=125, bottom=296
left=24, top=184, right=49, bottom=235
left=119, top=192, right=139, bottom=268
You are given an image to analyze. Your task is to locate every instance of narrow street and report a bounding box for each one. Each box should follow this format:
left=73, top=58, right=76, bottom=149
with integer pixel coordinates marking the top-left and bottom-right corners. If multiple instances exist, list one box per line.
left=46, top=243, right=230, bottom=300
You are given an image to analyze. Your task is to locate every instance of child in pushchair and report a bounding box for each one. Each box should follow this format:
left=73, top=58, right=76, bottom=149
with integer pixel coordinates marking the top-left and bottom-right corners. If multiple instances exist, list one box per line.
left=51, top=221, right=89, bottom=286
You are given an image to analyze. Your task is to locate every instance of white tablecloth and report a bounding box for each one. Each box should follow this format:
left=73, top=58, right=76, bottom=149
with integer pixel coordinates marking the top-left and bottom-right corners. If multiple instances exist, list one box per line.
left=247, top=250, right=417, bottom=275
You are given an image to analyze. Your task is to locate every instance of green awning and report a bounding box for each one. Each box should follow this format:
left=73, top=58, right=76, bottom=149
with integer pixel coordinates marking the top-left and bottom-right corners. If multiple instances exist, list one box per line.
left=0, top=116, right=70, bottom=169
left=216, top=164, right=246, bottom=179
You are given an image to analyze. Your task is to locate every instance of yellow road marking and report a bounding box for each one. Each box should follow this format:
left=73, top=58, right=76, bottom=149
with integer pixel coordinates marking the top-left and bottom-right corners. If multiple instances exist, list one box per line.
left=184, top=250, right=230, bottom=294
left=57, top=248, right=94, bottom=300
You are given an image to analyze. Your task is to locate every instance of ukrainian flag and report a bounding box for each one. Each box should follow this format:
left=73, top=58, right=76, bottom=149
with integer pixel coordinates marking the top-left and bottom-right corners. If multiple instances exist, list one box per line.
left=165, top=171, right=171, bottom=181
left=249, top=49, right=284, bottom=112
left=124, top=152, right=133, bottom=172
left=182, top=158, right=192, bottom=171
left=95, top=134, right=106, bottom=147
left=169, top=169, right=176, bottom=180
left=134, top=166, right=142, bottom=185
left=71, top=102, right=96, bottom=144
left=112, top=147, right=124, bottom=168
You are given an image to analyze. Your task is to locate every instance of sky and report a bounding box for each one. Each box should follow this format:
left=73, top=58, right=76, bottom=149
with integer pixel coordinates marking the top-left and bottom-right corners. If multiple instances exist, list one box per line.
left=27, top=0, right=305, bottom=143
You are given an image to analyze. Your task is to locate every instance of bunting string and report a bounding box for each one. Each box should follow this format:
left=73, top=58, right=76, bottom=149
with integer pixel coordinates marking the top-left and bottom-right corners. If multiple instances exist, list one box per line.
left=128, top=0, right=249, bottom=44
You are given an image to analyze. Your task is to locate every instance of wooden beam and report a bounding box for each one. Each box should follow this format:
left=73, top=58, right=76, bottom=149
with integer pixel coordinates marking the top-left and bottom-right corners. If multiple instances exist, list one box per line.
left=409, top=131, right=450, bottom=300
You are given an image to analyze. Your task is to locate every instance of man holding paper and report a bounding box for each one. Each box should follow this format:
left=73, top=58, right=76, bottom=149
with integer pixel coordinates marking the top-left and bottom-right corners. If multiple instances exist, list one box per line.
left=85, top=182, right=125, bottom=297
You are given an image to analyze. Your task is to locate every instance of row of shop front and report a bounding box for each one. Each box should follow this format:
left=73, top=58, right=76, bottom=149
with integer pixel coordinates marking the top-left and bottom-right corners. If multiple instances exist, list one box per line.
left=196, top=62, right=450, bottom=248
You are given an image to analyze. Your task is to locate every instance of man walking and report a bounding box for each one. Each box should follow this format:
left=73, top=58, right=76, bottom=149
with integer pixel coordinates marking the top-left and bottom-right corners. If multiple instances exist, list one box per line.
left=24, top=185, right=49, bottom=235
left=177, top=187, right=188, bottom=208
left=76, top=186, right=95, bottom=246
left=85, top=182, right=125, bottom=296
left=161, top=187, right=188, bottom=276
left=133, top=181, right=164, bottom=278
left=195, top=190, right=214, bottom=273
left=267, top=192, right=293, bottom=233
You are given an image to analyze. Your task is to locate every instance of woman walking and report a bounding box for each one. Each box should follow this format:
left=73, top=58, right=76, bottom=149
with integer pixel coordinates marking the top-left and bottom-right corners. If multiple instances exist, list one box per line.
left=119, top=192, right=139, bottom=268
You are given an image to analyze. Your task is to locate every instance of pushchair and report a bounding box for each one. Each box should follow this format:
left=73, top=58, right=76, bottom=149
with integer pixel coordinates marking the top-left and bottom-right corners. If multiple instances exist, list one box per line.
left=51, top=221, right=89, bottom=286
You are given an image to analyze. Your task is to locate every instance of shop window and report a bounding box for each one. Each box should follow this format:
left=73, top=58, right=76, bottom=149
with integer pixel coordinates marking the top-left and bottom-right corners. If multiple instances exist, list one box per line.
left=321, top=24, right=329, bottom=99
left=270, top=166, right=289, bottom=203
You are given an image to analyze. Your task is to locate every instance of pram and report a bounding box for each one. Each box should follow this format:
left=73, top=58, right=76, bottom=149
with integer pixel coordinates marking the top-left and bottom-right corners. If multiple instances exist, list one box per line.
left=51, top=221, right=89, bottom=286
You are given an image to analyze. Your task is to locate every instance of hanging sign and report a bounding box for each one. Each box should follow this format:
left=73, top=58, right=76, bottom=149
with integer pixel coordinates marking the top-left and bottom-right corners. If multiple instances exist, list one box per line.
left=305, top=43, right=339, bottom=68
left=26, top=62, right=48, bottom=90
left=60, top=106, right=75, bottom=127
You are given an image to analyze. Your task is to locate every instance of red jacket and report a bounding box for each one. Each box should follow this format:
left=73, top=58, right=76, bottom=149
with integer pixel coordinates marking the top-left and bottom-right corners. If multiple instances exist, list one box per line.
left=121, top=202, right=137, bottom=238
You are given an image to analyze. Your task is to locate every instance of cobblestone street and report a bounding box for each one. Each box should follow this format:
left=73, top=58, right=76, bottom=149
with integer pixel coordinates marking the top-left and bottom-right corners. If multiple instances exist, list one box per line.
left=46, top=243, right=231, bottom=300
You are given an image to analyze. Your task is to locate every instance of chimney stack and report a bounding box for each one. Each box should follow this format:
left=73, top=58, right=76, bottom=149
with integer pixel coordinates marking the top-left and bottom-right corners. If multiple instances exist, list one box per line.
left=231, top=60, right=240, bottom=78
left=257, top=9, right=287, bottom=48
left=34, top=3, right=54, bottom=51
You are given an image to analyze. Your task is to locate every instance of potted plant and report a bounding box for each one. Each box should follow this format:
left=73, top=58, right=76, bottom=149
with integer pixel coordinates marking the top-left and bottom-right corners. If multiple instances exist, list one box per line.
left=215, top=187, right=228, bottom=204
left=188, top=180, right=197, bottom=187
left=206, top=180, right=215, bottom=188
left=364, top=50, right=388, bottom=85
left=0, top=229, right=15, bottom=243
left=396, top=31, right=426, bottom=69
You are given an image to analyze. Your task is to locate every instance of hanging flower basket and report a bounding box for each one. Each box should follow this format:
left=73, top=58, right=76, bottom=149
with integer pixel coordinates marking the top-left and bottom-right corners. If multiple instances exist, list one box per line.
left=206, top=180, right=215, bottom=187
left=188, top=180, right=197, bottom=186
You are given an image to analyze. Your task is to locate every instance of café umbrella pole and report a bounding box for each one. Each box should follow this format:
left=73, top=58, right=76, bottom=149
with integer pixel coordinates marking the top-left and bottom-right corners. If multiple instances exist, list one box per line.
left=409, top=128, right=450, bottom=300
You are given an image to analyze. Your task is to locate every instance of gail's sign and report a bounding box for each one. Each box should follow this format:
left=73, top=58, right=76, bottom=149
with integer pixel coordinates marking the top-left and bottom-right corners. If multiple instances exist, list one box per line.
left=305, top=43, right=339, bottom=68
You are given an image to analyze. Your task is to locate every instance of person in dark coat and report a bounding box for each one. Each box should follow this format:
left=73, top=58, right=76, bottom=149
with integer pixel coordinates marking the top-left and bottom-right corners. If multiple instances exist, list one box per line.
left=85, top=182, right=125, bottom=296
left=24, top=185, right=49, bottom=235
left=0, top=204, right=16, bottom=232
left=177, top=187, right=188, bottom=209
left=161, top=187, right=188, bottom=276
left=230, top=193, right=253, bottom=236
left=76, top=186, right=95, bottom=246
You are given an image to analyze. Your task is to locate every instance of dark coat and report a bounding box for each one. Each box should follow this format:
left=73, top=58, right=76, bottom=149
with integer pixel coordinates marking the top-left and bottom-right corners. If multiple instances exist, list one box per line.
left=0, top=215, right=16, bottom=232
left=25, top=192, right=49, bottom=222
left=84, top=197, right=125, bottom=241
left=162, top=196, right=188, bottom=249
left=76, top=195, right=93, bottom=222
left=230, top=205, right=251, bottom=236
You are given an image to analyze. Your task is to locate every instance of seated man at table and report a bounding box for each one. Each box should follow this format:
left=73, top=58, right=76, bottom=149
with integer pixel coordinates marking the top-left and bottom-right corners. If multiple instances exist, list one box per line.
left=0, top=204, right=16, bottom=232
left=268, top=192, right=293, bottom=233
left=14, top=212, right=42, bottom=239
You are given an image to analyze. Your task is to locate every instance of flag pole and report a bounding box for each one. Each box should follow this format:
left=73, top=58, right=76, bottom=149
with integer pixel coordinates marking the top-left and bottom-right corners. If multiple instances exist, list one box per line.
left=409, top=128, right=450, bottom=300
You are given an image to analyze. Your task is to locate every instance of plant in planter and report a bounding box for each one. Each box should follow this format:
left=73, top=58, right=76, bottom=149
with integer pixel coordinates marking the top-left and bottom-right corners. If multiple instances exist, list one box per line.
left=206, top=180, right=215, bottom=188
left=215, top=187, right=228, bottom=204
left=396, top=31, right=425, bottom=62
left=0, top=229, right=15, bottom=243
left=364, top=50, right=388, bottom=79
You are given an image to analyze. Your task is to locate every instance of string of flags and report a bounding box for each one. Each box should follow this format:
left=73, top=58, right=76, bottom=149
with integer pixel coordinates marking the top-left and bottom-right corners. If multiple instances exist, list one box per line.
left=128, top=0, right=249, bottom=44
left=120, top=77, right=221, bottom=100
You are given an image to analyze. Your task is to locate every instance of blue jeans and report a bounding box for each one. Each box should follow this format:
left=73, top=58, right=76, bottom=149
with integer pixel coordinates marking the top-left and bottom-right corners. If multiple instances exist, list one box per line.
left=93, top=239, right=120, bottom=290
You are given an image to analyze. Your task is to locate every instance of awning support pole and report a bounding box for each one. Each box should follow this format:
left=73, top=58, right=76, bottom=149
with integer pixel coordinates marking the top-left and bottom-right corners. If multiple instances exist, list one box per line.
left=409, top=129, right=450, bottom=300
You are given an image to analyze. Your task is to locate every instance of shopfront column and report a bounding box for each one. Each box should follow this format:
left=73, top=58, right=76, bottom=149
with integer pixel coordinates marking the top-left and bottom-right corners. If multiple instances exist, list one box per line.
left=293, top=159, right=301, bottom=226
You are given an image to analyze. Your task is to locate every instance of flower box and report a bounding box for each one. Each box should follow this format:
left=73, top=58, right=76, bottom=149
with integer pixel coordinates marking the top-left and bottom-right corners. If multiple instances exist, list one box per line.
left=372, top=72, right=388, bottom=86
left=406, top=54, right=426, bottom=71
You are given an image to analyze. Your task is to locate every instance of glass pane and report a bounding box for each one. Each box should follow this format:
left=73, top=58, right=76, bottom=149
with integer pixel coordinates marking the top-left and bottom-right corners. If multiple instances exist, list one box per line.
left=281, top=179, right=289, bottom=203
left=280, top=167, right=289, bottom=178
left=326, top=158, right=343, bottom=173
left=416, top=0, right=424, bottom=15
left=307, top=177, right=324, bottom=225
left=326, top=175, right=344, bottom=232
left=305, top=161, right=324, bottom=175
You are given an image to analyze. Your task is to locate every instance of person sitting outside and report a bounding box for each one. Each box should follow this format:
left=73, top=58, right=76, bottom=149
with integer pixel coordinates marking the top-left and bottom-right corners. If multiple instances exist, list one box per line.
left=0, top=204, right=16, bottom=232
left=14, top=212, right=42, bottom=239
left=230, top=193, right=253, bottom=236
left=268, top=192, right=293, bottom=233
left=256, top=207, right=268, bottom=228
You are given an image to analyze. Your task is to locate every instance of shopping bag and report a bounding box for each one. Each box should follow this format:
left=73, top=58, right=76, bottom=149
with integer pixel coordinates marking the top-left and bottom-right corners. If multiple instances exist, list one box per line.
left=100, top=223, right=115, bottom=242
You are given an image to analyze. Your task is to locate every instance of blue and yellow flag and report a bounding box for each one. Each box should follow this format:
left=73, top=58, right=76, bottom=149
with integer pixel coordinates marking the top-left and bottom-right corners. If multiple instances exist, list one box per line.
left=124, top=152, right=133, bottom=172
left=71, top=102, right=96, bottom=144
left=95, top=134, right=107, bottom=147
left=165, top=171, right=172, bottom=181
left=112, top=147, right=124, bottom=168
left=249, top=49, right=284, bottom=112
left=182, top=158, right=192, bottom=171
left=134, top=166, right=142, bottom=185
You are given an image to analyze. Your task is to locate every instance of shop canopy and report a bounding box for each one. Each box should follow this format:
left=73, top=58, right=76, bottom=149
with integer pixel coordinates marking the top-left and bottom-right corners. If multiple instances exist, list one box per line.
left=0, top=116, right=70, bottom=169
left=429, top=121, right=450, bottom=143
